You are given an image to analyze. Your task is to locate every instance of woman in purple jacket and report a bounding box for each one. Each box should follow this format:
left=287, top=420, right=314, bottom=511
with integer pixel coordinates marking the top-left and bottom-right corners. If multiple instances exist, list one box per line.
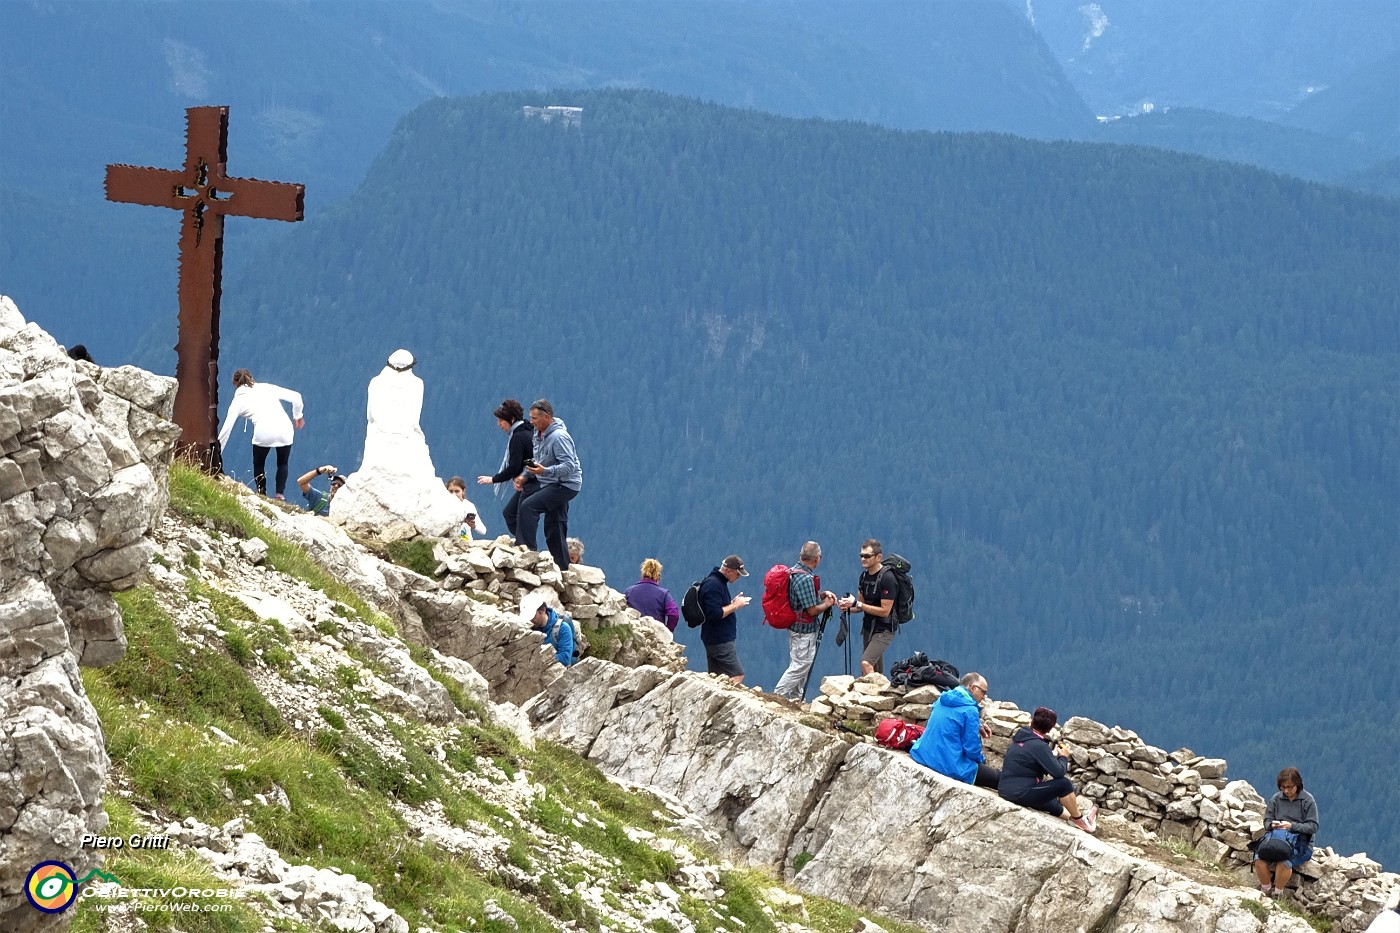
left=624, top=558, right=680, bottom=632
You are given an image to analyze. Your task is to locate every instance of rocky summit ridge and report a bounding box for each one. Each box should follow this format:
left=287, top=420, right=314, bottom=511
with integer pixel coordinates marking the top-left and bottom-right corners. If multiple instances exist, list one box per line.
left=2, top=296, right=1395, bottom=933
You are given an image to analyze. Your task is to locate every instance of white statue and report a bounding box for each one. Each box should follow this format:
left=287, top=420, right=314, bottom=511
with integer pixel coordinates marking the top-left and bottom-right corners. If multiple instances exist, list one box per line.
left=331, top=349, right=481, bottom=537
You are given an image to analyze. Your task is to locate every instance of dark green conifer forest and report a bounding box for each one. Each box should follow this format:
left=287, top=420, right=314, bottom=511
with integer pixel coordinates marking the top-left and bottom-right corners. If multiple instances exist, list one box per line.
left=217, top=91, right=1398, bottom=864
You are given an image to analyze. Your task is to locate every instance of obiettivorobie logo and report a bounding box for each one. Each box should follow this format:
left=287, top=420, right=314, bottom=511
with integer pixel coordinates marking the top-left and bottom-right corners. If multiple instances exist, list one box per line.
left=24, top=862, right=121, bottom=913
left=25, top=857, right=245, bottom=917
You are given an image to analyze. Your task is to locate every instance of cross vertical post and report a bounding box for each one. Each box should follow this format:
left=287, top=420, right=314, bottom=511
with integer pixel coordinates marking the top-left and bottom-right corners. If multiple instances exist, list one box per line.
left=105, top=106, right=304, bottom=471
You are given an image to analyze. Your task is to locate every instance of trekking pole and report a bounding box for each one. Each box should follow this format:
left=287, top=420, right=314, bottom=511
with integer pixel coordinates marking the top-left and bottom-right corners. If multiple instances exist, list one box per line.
left=799, top=607, right=833, bottom=703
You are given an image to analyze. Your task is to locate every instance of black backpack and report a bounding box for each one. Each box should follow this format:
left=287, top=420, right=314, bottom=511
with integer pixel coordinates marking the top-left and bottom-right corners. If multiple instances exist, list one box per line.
left=681, top=580, right=706, bottom=628
left=912, top=659, right=960, bottom=690
left=889, top=651, right=930, bottom=685
left=881, top=554, right=916, bottom=624
left=1255, top=830, right=1296, bottom=863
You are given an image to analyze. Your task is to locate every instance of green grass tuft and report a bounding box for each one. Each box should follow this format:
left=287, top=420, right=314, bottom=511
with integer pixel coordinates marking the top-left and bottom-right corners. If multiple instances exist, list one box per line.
left=108, top=588, right=285, bottom=737
left=317, top=705, right=347, bottom=730
left=1241, top=897, right=1269, bottom=922
left=384, top=537, right=441, bottom=577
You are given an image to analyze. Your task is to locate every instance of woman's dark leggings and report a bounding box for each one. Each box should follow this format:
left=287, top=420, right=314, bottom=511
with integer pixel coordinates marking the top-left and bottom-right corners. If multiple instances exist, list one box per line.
left=501, top=478, right=539, bottom=539
left=1003, top=776, right=1075, bottom=816
left=252, top=444, right=291, bottom=496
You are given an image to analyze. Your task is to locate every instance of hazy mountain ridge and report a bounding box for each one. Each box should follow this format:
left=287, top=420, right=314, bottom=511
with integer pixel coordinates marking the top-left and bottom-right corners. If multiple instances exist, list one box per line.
left=1016, top=0, right=1400, bottom=122
left=6, top=0, right=1398, bottom=368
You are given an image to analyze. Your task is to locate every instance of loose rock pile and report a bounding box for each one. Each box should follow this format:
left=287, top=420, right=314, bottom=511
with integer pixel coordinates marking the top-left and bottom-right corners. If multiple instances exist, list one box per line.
left=162, top=817, right=409, bottom=933
left=432, top=536, right=686, bottom=672
left=814, top=673, right=1398, bottom=932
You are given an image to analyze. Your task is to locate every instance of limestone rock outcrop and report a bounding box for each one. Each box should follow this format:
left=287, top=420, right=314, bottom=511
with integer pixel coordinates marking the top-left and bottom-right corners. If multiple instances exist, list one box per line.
left=186, top=492, right=684, bottom=706
left=433, top=536, right=687, bottom=672
left=526, top=662, right=1341, bottom=933
left=815, top=674, right=1398, bottom=929
left=0, top=298, right=180, bottom=932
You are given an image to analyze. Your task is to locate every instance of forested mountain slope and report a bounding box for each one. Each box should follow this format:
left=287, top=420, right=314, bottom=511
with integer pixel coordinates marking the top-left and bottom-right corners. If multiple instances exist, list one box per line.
left=213, top=90, right=1400, bottom=865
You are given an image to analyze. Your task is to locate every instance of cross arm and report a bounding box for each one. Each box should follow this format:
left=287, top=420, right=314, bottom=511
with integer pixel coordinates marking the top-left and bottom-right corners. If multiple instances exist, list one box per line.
left=105, top=164, right=189, bottom=209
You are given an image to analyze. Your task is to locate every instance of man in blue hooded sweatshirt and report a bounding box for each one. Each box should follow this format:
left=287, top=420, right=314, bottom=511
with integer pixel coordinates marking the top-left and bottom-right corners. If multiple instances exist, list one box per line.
left=909, top=672, right=1000, bottom=789
left=515, top=399, right=583, bottom=569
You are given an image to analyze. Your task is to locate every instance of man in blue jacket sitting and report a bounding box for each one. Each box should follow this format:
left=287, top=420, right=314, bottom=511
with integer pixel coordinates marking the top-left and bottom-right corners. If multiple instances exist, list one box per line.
left=521, top=593, right=576, bottom=667
left=909, top=672, right=1000, bottom=789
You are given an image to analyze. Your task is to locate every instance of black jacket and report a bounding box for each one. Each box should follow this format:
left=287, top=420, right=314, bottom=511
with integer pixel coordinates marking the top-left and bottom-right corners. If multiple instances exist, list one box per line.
left=998, top=726, right=1069, bottom=800
left=490, top=420, right=534, bottom=484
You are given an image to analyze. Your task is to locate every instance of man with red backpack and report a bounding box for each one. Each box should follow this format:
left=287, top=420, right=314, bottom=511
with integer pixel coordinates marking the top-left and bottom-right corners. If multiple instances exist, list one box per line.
left=770, top=541, right=839, bottom=701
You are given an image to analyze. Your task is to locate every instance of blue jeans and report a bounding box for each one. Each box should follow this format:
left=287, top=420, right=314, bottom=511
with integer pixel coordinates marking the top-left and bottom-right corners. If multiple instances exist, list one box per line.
left=516, top=484, right=578, bottom=569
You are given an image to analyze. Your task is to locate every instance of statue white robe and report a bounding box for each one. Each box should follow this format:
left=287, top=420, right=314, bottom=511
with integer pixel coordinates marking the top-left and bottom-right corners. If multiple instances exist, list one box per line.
left=331, top=361, right=480, bottom=537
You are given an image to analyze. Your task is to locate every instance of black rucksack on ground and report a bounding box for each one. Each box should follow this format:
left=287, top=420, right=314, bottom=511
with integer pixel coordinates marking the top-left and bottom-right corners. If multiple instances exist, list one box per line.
left=889, top=651, right=929, bottom=685
left=881, top=554, right=916, bottom=624
left=889, top=652, right=959, bottom=689
left=912, top=659, right=960, bottom=689
left=681, top=580, right=706, bottom=628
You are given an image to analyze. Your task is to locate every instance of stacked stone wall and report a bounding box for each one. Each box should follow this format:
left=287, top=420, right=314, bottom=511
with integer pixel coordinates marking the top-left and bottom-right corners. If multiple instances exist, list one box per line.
left=813, top=674, right=1397, bottom=932
left=431, top=537, right=685, bottom=672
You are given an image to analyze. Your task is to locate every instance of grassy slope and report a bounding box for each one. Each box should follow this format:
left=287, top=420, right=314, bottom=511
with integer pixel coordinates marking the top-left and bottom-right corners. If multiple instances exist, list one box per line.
left=76, top=465, right=920, bottom=933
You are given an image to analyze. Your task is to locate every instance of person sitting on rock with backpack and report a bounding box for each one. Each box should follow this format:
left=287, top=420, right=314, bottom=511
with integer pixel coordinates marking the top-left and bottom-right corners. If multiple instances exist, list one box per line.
left=520, top=592, right=576, bottom=667
left=1253, top=767, right=1319, bottom=898
left=909, top=672, right=1000, bottom=789
left=999, top=706, right=1098, bottom=833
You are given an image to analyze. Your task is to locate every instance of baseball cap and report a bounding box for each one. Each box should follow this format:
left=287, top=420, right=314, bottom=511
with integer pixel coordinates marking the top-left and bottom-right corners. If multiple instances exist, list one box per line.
left=722, top=555, right=748, bottom=576
left=519, top=592, right=547, bottom=621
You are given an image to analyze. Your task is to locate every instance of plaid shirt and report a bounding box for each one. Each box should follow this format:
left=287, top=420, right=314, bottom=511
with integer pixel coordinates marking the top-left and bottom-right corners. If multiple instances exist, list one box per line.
left=788, top=564, right=822, bottom=636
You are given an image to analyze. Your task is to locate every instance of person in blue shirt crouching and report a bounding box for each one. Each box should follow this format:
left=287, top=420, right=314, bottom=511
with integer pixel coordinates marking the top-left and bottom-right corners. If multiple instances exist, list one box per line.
left=520, top=593, right=576, bottom=667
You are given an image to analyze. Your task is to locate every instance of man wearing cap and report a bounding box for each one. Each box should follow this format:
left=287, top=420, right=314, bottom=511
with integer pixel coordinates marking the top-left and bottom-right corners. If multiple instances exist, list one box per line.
left=698, top=555, right=753, bottom=683
left=521, top=593, right=576, bottom=667
left=296, top=464, right=344, bottom=516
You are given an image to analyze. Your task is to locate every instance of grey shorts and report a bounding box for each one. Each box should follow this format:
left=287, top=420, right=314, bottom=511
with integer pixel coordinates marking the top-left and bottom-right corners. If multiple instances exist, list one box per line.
left=704, top=640, right=744, bottom=678
left=861, top=627, right=896, bottom=670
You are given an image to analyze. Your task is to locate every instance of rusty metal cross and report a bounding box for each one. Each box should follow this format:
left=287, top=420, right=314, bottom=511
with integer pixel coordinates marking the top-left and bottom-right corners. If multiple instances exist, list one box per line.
left=106, top=106, right=304, bottom=471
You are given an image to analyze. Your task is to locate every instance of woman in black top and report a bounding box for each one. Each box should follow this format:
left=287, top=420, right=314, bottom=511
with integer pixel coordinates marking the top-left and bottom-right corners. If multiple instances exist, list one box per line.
left=476, top=398, right=535, bottom=538
left=999, top=706, right=1098, bottom=834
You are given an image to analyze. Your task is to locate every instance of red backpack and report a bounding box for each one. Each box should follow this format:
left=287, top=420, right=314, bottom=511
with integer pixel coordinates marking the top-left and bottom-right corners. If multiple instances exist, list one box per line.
left=761, top=564, right=820, bottom=629
left=875, top=718, right=925, bottom=751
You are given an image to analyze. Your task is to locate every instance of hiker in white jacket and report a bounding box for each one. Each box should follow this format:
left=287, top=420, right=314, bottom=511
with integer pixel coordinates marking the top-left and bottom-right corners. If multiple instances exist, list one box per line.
left=217, top=368, right=305, bottom=499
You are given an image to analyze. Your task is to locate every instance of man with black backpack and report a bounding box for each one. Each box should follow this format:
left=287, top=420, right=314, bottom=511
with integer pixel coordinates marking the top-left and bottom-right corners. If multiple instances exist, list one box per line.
left=838, top=538, right=900, bottom=676
left=696, top=555, right=753, bottom=683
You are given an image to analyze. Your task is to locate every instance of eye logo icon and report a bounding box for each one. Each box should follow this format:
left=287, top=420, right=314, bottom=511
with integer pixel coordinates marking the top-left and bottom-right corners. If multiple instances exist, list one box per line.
left=25, top=862, right=79, bottom=913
